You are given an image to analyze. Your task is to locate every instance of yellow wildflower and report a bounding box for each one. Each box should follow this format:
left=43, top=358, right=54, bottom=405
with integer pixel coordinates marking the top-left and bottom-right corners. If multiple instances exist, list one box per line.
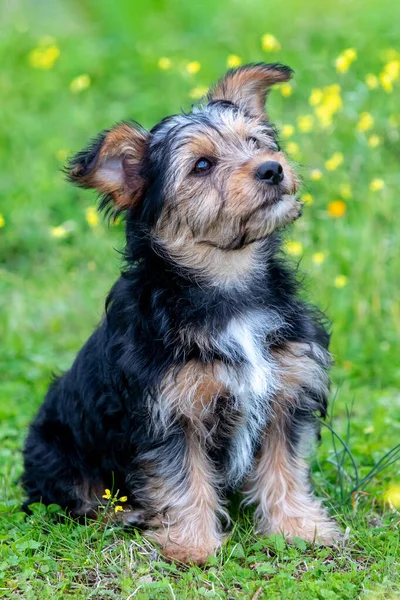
left=102, top=489, right=112, bottom=500
left=310, top=169, right=322, bottom=181
left=370, top=178, right=384, bottom=191
left=356, top=112, right=374, bottom=132
left=261, top=34, right=281, bottom=52
left=29, top=43, right=60, bottom=69
left=309, top=88, right=323, bottom=106
left=286, top=240, right=303, bottom=256
left=363, top=425, right=374, bottom=434
left=384, top=484, right=400, bottom=508
left=383, top=60, right=400, bottom=80
left=325, top=152, right=344, bottom=171
left=339, top=183, right=352, bottom=199
left=297, top=115, right=314, bottom=132
left=189, top=86, right=208, bottom=100
left=0, top=214, right=5, bottom=228
left=368, top=134, right=381, bottom=148
left=365, top=73, right=379, bottom=89
left=286, top=141, right=300, bottom=156
left=158, top=57, right=171, bottom=70
left=280, top=83, right=292, bottom=97
left=85, top=206, right=99, bottom=227
left=380, top=73, right=393, bottom=93
left=50, top=225, right=68, bottom=239
left=334, top=275, right=348, bottom=288
left=302, top=193, right=313, bottom=205
left=312, top=252, right=325, bottom=265
left=70, top=74, right=91, bottom=94
left=114, top=505, right=124, bottom=513
left=119, top=496, right=128, bottom=503
left=227, top=54, right=241, bottom=68
left=328, top=200, right=346, bottom=218
left=186, top=61, right=201, bottom=75
left=335, top=48, right=357, bottom=73
left=314, top=85, right=342, bottom=128
left=281, top=124, right=295, bottom=139
left=56, top=148, right=69, bottom=162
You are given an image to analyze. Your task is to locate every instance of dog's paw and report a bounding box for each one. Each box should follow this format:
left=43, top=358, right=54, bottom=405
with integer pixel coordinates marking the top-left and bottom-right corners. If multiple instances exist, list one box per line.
left=161, top=542, right=216, bottom=565
left=260, top=516, right=342, bottom=546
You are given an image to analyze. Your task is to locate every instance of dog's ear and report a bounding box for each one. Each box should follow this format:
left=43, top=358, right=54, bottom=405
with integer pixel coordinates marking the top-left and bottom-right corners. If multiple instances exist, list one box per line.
left=67, top=121, right=149, bottom=209
left=207, top=63, right=293, bottom=119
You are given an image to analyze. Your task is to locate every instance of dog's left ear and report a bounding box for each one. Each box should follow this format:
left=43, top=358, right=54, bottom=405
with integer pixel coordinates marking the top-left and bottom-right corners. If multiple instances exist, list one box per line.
left=67, top=121, right=149, bottom=209
left=207, top=63, right=293, bottom=119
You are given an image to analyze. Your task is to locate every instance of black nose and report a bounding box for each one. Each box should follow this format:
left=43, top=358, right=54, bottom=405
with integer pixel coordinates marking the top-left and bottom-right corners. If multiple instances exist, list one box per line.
left=256, top=161, right=284, bottom=184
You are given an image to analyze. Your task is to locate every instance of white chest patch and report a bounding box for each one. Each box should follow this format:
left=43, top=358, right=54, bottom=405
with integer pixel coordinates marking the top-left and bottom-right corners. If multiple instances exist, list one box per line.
left=214, top=311, right=283, bottom=485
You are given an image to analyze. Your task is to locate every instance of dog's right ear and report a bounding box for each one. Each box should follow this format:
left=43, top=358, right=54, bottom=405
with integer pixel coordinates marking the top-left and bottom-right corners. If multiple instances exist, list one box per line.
left=67, top=121, right=149, bottom=209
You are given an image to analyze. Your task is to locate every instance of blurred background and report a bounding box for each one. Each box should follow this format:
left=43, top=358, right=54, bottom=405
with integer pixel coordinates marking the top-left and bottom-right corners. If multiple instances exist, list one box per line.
left=1, top=0, right=400, bottom=501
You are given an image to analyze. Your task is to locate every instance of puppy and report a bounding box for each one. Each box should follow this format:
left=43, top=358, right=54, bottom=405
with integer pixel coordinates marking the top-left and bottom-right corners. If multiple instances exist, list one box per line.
left=22, top=63, right=340, bottom=565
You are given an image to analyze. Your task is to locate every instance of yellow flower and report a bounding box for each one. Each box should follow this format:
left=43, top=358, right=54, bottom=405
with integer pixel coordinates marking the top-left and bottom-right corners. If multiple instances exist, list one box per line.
left=286, top=240, right=303, bottom=256
left=70, top=74, right=91, bottom=94
left=380, top=73, right=393, bottom=93
left=313, top=85, right=342, bottom=128
left=383, top=60, right=400, bottom=80
left=119, top=496, right=128, bottom=503
left=312, top=252, right=325, bottom=265
left=310, top=169, right=322, bottom=181
left=189, top=86, right=208, bottom=100
left=309, top=88, right=323, bottom=106
left=370, top=178, right=384, bottom=191
left=335, top=48, right=357, bottom=73
left=365, top=73, right=379, bottom=89
left=384, top=484, right=400, bottom=508
left=281, top=124, right=295, bottom=139
left=261, top=34, right=281, bottom=52
left=186, top=61, right=201, bottom=75
left=50, top=225, right=68, bottom=239
left=0, top=214, right=5, bottom=228
left=85, top=206, right=99, bottom=227
left=286, top=141, right=300, bottom=156
left=29, top=44, right=60, bottom=69
left=280, top=83, right=292, bottom=97
left=334, top=275, right=348, bottom=288
left=158, top=57, right=171, bottom=70
left=114, top=505, right=124, bottom=513
left=368, top=134, right=381, bottom=148
left=227, top=54, right=241, bottom=68
left=339, top=183, right=352, bottom=199
left=328, top=200, right=346, bottom=218
left=302, top=193, right=313, bottom=205
left=356, top=112, right=374, bottom=132
left=56, top=148, right=69, bottom=162
left=363, top=425, right=374, bottom=434
left=325, top=152, right=344, bottom=171
left=297, top=115, right=314, bottom=133
left=102, top=489, right=112, bottom=500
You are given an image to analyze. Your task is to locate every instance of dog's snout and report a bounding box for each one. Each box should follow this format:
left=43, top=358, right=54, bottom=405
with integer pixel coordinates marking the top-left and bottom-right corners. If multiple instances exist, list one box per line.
left=256, top=161, right=284, bottom=185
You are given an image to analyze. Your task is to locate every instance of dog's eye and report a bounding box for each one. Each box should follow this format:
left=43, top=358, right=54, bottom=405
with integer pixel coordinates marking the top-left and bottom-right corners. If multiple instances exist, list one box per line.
left=247, top=137, right=261, bottom=149
left=193, top=158, right=213, bottom=174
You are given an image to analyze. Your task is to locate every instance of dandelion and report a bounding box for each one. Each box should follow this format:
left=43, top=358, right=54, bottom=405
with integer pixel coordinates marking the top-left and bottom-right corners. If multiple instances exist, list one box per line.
left=370, top=178, right=384, bottom=191
left=261, top=34, right=281, bottom=52
left=325, top=152, right=344, bottom=171
left=0, top=214, right=5, bottom=228
left=310, top=169, right=322, bottom=181
left=312, top=252, right=325, bottom=265
left=102, top=489, right=112, bottom=500
left=335, top=48, right=357, bottom=73
left=286, top=141, right=300, bottom=156
left=384, top=484, right=400, bottom=508
left=297, top=115, right=314, bottom=132
left=50, top=225, right=68, bottom=239
left=334, top=275, right=348, bottom=288
left=85, top=206, right=99, bottom=227
left=285, top=240, right=303, bottom=256
left=328, top=200, right=346, bottom=218
left=368, top=134, right=381, bottom=148
left=114, top=505, right=124, bottom=513
left=339, top=183, right=352, bottom=199
left=365, top=73, right=379, bottom=89
left=29, top=42, right=60, bottom=69
left=280, top=83, right=292, bottom=97
left=158, top=57, right=171, bottom=70
left=227, top=54, right=241, bottom=68
left=302, top=193, right=313, bottom=205
left=281, top=124, right=295, bottom=139
left=356, top=112, right=374, bottom=132
left=189, top=86, right=208, bottom=100
left=309, top=88, right=323, bottom=106
left=186, top=61, right=201, bottom=75
left=70, top=74, right=91, bottom=93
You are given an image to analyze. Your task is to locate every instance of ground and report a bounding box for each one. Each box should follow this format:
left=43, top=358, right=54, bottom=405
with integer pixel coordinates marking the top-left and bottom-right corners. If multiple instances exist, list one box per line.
left=0, top=0, right=400, bottom=597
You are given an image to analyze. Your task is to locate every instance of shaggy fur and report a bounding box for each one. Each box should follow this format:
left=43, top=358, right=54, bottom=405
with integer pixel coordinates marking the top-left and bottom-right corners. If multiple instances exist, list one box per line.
left=22, top=63, right=341, bottom=565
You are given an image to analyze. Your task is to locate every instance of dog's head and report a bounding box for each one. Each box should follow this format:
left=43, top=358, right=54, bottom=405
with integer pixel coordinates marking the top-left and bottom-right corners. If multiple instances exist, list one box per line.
left=68, top=63, right=301, bottom=285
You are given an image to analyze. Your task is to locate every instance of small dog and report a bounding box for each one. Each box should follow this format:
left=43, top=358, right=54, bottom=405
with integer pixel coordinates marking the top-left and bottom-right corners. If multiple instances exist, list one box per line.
left=22, top=63, right=340, bottom=564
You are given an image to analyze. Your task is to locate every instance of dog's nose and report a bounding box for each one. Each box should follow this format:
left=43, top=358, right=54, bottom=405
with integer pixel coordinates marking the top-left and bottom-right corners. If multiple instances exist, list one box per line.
left=256, top=161, right=284, bottom=184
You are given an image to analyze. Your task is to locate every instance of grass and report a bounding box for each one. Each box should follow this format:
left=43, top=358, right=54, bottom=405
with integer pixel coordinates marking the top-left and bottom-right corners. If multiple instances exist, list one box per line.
left=1, top=0, right=400, bottom=597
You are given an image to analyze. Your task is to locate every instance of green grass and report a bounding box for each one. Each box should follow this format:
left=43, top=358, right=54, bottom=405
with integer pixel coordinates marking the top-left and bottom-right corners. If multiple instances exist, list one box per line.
left=1, top=0, right=400, bottom=597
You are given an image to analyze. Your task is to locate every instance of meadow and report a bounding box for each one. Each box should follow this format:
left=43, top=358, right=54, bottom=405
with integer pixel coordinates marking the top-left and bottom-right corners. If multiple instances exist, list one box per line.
left=0, top=0, right=400, bottom=597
